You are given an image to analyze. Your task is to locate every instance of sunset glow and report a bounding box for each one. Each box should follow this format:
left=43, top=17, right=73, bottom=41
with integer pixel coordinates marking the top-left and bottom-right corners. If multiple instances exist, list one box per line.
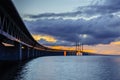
left=32, top=34, right=57, bottom=43
left=13, top=0, right=120, bottom=55
left=32, top=33, right=120, bottom=55
left=47, top=41, right=120, bottom=55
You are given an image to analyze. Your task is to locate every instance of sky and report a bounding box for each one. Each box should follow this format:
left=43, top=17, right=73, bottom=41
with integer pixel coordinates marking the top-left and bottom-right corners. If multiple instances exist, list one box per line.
left=12, top=0, right=120, bottom=55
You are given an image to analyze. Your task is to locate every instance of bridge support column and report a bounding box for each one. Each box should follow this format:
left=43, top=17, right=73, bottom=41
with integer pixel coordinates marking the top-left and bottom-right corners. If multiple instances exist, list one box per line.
left=35, top=50, right=39, bottom=57
left=38, top=50, right=41, bottom=57
left=33, top=49, right=36, bottom=58
left=28, top=48, right=35, bottom=59
left=64, top=51, right=67, bottom=56
left=76, top=52, right=82, bottom=56
left=21, top=45, right=31, bottom=60
left=36, top=50, right=39, bottom=57
left=32, top=49, right=34, bottom=58
left=27, top=47, right=30, bottom=59
left=32, top=49, right=39, bottom=58
left=27, top=48, right=32, bottom=59
left=35, top=49, right=37, bottom=58
left=0, top=40, right=35, bottom=61
left=19, top=43, right=22, bottom=60
left=15, top=42, right=30, bottom=61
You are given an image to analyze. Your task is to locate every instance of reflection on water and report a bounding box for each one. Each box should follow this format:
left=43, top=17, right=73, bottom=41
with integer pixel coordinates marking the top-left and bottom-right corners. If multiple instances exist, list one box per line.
left=4, top=56, right=120, bottom=80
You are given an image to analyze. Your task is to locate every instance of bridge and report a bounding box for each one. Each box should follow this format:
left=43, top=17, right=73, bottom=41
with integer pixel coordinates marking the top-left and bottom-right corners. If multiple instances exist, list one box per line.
left=0, top=0, right=87, bottom=61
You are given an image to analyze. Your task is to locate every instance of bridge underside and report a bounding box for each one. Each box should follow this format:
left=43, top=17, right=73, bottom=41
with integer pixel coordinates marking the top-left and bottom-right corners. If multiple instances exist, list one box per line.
left=0, top=0, right=64, bottom=61
left=0, top=35, right=64, bottom=61
left=0, top=34, right=97, bottom=61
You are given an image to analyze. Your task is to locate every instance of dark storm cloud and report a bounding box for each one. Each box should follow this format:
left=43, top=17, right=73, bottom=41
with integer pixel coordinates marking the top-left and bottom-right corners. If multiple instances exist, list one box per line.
left=39, top=39, right=74, bottom=46
left=77, top=0, right=120, bottom=15
left=24, top=0, right=120, bottom=19
left=105, top=0, right=120, bottom=6
left=24, top=0, right=120, bottom=45
left=25, top=14, right=120, bottom=45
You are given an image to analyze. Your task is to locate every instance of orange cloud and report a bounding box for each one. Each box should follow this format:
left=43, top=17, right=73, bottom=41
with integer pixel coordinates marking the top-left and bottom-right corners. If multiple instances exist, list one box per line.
left=84, top=41, right=120, bottom=55
left=32, top=34, right=57, bottom=43
left=50, top=46, right=75, bottom=50
left=49, top=46, right=95, bottom=53
left=48, top=41, right=120, bottom=55
left=32, top=34, right=120, bottom=55
left=111, top=41, right=120, bottom=45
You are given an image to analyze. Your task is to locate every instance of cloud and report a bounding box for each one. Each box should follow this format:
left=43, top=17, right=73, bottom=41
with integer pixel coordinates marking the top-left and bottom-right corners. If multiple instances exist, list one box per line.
left=110, top=41, right=120, bottom=45
left=24, top=11, right=82, bottom=19
left=23, top=0, right=120, bottom=46
left=23, top=0, right=120, bottom=19
left=24, top=14, right=120, bottom=45
left=32, top=34, right=57, bottom=43
left=77, top=0, right=120, bottom=16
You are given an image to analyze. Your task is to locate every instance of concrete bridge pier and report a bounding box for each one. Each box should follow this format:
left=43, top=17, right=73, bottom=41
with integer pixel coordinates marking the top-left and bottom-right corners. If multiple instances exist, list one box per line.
left=64, top=51, right=67, bottom=56
left=33, top=49, right=37, bottom=58
left=35, top=49, right=39, bottom=58
left=28, top=48, right=34, bottom=59
left=27, top=47, right=30, bottom=59
left=36, top=50, right=40, bottom=57
left=32, top=49, right=34, bottom=58
left=36, top=50, right=39, bottom=57
left=28, top=48, right=40, bottom=59
left=13, top=42, right=30, bottom=61
left=21, top=45, right=31, bottom=60
left=32, top=49, right=39, bottom=58
left=0, top=40, right=37, bottom=61
left=38, top=50, right=42, bottom=57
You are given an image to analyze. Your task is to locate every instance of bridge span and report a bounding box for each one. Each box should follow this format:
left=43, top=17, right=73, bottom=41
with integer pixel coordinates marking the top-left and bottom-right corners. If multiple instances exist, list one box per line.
left=0, top=0, right=90, bottom=61
left=0, top=0, right=66, bottom=60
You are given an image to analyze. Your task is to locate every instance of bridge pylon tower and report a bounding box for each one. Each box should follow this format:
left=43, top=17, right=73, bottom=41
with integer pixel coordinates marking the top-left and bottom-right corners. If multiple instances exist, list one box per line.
left=76, top=42, right=83, bottom=56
